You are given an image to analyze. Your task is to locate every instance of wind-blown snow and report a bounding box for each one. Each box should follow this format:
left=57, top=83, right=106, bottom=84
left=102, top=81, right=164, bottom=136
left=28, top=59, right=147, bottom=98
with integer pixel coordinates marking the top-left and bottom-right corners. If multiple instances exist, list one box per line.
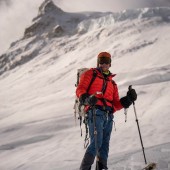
left=0, top=1, right=170, bottom=170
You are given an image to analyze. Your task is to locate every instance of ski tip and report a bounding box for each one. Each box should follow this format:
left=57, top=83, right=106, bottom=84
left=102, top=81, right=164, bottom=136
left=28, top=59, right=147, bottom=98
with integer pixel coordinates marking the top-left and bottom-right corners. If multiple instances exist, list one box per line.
left=142, top=162, right=157, bottom=170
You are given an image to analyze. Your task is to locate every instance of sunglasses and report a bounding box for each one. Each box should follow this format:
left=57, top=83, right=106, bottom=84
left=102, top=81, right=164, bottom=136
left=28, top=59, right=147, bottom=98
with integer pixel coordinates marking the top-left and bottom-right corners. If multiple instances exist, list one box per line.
left=98, top=56, right=111, bottom=65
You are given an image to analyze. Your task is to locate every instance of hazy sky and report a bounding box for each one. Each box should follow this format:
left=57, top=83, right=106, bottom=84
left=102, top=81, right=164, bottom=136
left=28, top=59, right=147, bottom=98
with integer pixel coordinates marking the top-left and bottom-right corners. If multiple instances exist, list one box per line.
left=0, top=0, right=170, bottom=55
left=54, top=0, right=170, bottom=12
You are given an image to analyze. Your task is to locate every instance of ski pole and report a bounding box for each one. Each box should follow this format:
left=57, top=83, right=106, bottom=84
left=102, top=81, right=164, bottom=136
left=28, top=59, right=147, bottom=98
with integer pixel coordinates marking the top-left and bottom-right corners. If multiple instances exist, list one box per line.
left=129, top=85, right=147, bottom=165
left=88, top=92, right=102, bottom=170
left=92, top=106, right=99, bottom=170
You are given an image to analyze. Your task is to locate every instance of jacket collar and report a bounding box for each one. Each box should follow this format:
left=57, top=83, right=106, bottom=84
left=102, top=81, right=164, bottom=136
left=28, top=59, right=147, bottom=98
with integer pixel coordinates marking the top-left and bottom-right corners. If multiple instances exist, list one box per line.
left=95, top=67, right=116, bottom=80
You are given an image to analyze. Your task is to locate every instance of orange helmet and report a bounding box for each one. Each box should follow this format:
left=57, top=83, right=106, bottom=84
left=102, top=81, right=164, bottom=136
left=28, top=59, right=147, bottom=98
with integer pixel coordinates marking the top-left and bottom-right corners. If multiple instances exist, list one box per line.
left=98, top=52, right=111, bottom=58
left=97, top=52, right=111, bottom=67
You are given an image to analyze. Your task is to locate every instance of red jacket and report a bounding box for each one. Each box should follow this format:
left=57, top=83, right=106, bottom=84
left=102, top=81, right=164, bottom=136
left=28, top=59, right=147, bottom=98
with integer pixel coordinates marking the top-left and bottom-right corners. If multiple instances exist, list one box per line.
left=76, top=68, right=123, bottom=113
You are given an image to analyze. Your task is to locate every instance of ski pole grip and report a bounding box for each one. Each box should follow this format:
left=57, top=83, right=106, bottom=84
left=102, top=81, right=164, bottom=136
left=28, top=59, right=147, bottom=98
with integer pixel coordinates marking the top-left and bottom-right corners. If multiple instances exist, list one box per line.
left=128, top=85, right=132, bottom=91
left=128, top=85, right=135, bottom=105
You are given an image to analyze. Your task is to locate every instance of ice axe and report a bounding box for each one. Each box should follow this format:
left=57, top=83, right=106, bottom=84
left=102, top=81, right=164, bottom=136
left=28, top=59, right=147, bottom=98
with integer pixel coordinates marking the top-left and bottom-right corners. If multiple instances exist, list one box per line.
left=129, top=85, right=147, bottom=165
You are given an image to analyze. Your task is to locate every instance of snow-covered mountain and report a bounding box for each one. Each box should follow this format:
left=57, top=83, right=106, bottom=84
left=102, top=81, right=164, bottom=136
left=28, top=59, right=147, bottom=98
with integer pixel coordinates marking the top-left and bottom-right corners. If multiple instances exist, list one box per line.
left=0, top=0, right=170, bottom=169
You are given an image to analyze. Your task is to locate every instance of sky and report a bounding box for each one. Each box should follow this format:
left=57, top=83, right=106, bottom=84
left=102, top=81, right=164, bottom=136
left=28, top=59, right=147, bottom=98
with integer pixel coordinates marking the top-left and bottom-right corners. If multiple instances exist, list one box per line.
left=54, top=0, right=170, bottom=12
left=0, top=0, right=170, bottom=55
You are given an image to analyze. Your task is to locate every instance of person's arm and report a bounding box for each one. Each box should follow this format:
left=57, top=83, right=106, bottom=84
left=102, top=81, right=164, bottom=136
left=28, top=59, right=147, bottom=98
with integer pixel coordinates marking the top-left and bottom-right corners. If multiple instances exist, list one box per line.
left=76, top=69, right=93, bottom=97
left=112, top=85, right=137, bottom=112
left=112, top=84, right=124, bottom=112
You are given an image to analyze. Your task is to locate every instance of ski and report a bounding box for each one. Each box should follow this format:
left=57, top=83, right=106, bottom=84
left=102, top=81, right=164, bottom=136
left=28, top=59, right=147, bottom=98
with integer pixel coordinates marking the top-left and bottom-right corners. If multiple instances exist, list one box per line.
left=142, top=162, right=157, bottom=170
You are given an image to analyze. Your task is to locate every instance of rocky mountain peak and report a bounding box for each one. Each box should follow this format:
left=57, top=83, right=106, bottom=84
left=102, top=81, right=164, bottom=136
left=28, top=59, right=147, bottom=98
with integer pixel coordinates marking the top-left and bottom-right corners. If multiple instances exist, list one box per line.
left=24, top=0, right=66, bottom=38
left=38, top=0, right=64, bottom=16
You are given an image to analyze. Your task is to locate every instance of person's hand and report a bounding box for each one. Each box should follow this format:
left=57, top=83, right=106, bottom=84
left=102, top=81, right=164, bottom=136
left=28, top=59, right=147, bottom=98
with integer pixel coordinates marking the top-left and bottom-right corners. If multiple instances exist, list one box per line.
left=79, top=93, right=89, bottom=105
left=120, top=86, right=137, bottom=108
left=127, top=88, right=137, bottom=102
left=87, top=95, right=98, bottom=106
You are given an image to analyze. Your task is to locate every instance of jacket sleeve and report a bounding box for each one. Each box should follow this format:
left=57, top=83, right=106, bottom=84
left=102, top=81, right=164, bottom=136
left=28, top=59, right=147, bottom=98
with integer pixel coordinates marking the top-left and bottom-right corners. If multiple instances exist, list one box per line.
left=76, top=69, right=93, bottom=98
left=112, top=84, right=123, bottom=112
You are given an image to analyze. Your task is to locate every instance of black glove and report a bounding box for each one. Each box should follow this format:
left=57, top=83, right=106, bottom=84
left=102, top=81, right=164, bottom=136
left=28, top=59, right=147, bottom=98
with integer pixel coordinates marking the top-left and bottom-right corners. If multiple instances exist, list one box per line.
left=79, top=93, right=89, bottom=105
left=87, top=95, right=98, bottom=106
left=127, top=88, right=137, bottom=102
left=120, top=88, right=137, bottom=108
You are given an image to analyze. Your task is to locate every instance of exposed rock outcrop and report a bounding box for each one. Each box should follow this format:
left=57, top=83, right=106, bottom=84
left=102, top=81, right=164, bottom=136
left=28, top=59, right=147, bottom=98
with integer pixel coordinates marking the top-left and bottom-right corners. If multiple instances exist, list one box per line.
left=24, top=0, right=65, bottom=38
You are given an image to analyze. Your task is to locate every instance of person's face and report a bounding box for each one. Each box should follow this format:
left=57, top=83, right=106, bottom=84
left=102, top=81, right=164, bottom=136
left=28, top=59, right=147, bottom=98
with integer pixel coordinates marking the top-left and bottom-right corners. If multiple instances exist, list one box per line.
left=98, top=56, right=111, bottom=71
left=99, top=63, right=110, bottom=72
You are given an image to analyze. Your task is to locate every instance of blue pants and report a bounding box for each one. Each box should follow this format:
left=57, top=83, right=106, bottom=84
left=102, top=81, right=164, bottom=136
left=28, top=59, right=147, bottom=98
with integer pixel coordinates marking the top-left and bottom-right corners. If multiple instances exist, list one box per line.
left=85, top=108, right=113, bottom=161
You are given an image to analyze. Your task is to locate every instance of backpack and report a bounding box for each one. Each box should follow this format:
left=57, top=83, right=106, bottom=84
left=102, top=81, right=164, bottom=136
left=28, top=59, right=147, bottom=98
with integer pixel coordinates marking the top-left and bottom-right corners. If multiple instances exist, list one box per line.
left=74, top=68, right=97, bottom=148
left=74, top=68, right=98, bottom=118
left=74, top=68, right=89, bottom=119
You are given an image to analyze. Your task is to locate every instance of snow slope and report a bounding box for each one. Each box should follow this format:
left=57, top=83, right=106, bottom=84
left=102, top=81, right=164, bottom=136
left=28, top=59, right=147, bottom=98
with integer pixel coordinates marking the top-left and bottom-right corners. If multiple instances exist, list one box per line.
left=0, top=1, right=170, bottom=169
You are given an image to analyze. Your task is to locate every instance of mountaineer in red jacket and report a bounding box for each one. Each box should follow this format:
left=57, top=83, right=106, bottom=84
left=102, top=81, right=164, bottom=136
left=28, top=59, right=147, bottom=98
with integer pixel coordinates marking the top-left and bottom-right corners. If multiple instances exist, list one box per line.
left=76, top=52, right=137, bottom=170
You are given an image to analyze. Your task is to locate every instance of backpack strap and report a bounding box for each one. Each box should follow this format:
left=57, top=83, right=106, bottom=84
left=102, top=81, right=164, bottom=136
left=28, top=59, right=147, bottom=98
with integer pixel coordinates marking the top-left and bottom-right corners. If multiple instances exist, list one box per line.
left=86, top=69, right=97, bottom=93
left=99, top=79, right=117, bottom=110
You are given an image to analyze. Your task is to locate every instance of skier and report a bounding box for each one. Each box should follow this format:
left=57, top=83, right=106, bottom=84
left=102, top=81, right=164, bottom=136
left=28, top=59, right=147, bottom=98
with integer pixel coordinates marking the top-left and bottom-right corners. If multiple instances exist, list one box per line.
left=76, top=52, right=137, bottom=170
